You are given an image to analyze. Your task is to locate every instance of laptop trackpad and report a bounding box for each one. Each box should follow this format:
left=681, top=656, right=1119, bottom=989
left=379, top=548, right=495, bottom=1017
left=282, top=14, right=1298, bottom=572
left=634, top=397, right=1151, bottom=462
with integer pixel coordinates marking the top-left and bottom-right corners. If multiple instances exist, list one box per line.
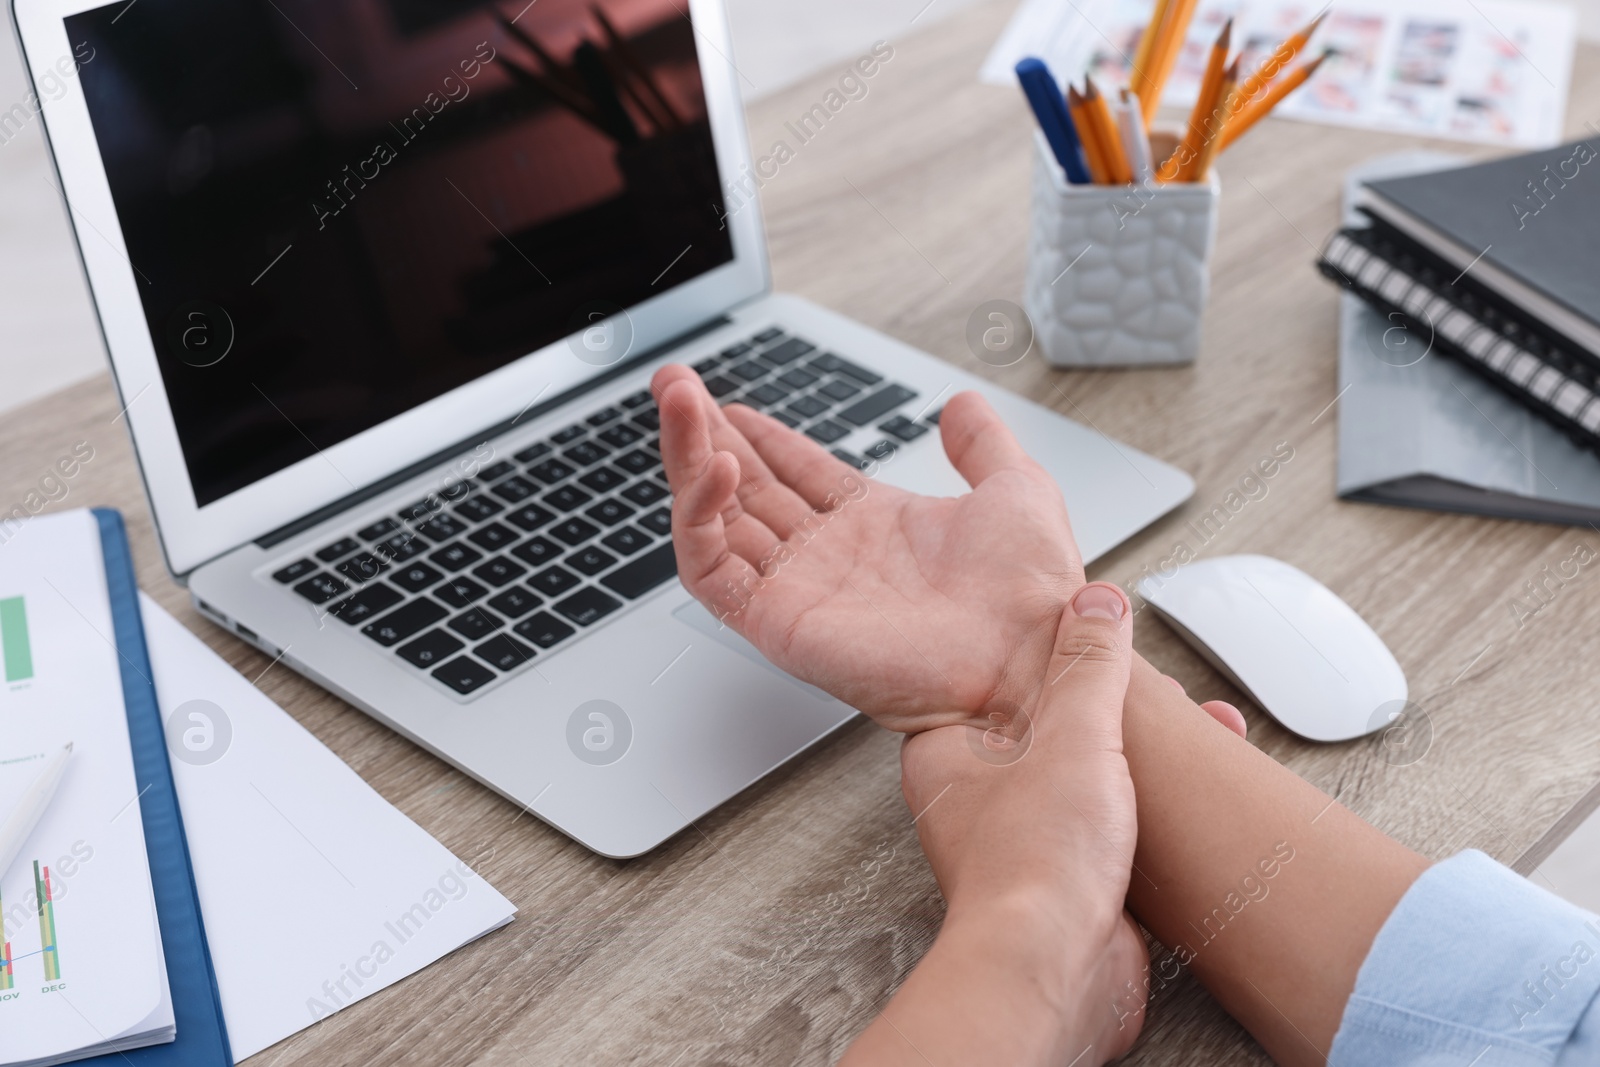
left=671, top=600, right=834, bottom=703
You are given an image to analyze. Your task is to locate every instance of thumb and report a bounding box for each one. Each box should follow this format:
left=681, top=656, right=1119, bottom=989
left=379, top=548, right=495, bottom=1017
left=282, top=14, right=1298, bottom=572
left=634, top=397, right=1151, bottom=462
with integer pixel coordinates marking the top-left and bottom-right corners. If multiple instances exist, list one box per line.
left=1039, top=582, right=1133, bottom=744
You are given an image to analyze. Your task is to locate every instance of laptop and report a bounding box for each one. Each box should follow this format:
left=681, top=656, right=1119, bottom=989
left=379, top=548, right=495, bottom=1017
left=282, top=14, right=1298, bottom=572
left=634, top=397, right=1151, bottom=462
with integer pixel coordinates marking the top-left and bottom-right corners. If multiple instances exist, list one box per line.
left=13, top=0, right=1193, bottom=857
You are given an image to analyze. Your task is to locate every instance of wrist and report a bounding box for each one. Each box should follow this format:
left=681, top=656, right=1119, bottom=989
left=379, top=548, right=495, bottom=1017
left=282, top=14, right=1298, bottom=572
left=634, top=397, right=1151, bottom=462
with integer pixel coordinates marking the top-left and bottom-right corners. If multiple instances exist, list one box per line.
left=942, top=888, right=1112, bottom=1015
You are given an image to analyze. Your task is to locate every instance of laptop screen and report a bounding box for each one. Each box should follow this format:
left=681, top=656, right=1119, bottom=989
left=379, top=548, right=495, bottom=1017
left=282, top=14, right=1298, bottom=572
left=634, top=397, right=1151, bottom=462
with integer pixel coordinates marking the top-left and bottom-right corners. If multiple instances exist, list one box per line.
left=66, top=0, right=733, bottom=507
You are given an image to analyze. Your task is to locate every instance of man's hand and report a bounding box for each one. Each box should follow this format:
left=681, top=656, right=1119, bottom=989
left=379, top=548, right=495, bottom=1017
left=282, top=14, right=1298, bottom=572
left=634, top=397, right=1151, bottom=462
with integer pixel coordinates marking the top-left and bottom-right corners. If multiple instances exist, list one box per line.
left=653, top=364, right=1086, bottom=733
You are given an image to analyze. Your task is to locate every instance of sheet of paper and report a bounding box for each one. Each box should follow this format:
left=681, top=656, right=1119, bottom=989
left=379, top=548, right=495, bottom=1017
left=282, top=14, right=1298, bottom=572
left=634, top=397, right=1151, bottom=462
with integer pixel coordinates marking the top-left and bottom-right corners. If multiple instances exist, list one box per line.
left=139, top=595, right=517, bottom=1062
left=0, top=511, right=171, bottom=1064
left=981, top=0, right=1575, bottom=147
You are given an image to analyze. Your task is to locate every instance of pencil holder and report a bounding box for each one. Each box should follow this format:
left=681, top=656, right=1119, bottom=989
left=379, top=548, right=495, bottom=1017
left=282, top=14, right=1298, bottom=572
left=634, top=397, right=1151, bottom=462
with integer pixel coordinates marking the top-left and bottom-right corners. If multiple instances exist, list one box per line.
left=1023, top=132, right=1220, bottom=367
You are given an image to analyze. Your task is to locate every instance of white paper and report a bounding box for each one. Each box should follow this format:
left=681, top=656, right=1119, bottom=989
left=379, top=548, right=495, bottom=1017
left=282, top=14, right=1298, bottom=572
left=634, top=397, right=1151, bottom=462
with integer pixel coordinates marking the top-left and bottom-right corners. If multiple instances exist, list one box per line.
left=982, top=0, right=1576, bottom=147
left=0, top=511, right=171, bottom=1064
left=139, top=595, right=517, bottom=1061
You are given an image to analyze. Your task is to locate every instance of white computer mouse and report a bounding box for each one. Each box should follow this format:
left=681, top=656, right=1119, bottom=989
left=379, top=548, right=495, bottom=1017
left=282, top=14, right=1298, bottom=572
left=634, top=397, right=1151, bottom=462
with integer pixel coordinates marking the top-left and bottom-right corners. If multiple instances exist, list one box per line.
left=1136, top=554, right=1407, bottom=743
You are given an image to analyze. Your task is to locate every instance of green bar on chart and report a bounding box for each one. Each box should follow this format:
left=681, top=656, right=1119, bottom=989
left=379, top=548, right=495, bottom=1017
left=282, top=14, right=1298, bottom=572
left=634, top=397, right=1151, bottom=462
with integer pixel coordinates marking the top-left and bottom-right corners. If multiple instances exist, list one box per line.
left=0, top=596, right=32, bottom=682
left=34, top=861, right=60, bottom=982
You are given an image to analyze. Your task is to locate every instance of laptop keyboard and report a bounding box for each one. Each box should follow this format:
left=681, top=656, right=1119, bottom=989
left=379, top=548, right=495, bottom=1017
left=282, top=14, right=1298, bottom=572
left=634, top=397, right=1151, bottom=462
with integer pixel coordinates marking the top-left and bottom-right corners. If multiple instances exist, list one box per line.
left=266, top=327, right=941, bottom=698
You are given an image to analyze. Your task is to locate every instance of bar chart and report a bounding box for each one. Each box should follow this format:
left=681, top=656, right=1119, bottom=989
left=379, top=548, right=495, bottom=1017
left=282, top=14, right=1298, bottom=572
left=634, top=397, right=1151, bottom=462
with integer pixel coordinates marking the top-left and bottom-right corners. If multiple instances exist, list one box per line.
left=33, top=862, right=60, bottom=982
left=0, top=596, right=31, bottom=683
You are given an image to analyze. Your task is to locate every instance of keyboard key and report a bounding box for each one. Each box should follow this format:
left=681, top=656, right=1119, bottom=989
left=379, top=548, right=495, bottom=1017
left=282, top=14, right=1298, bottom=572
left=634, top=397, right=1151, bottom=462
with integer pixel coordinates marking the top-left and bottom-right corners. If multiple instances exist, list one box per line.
left=455, top=496, right=503, bottom=522
left=392, top=561, right=444, bottom=593
left=505, top=503, right=556, bottom=532
left=294, top=573, right=349, bottom=604
left=772, top=412, right=800, bottom=429
left=486, top=585, right=542, bottom=619
left=491, top=475, right=539, bottom=502
left=579, top=466, right=628, bottom=493
left=553, top=587, right=623, bottom=626
left=544, top=485, right=594, bottom=512
left=879, top=415, right=930, bottom=442
left=437, top=477, right=476, bottom=502
left=760, top=337, right=813, bottom=364
left=745, top=383, right=787, bottom=407
left=721, top=341, right=753, bottom=359
left=529, top=565, right=582, bottom=596
left=417, top=514, right=469, bottom=541
left=620, top=389, right=653, bottom=409
left=753, top=327, right=785, bottom=344
left=513, top=612, right=576, bottom=648
left=375, top=531, right=427, bottom=563
left=805, top=420, right=851, bottom=444
left=810, top=353, right=883, bottom=385
left=511, top=537, right=562, bottom=568
left=448, top=607, right=504, bottom=640
left=528, top=459, right=576, bottom=485
left=467, top=522, right=518, bottom=551
left=434, top=576, right=489, bottom=609
left=362, top=598, right=447, bottom=646
left=602, top=526, right=652, bottom=556
left=837, top=384, right=917, bottom=427
left=552, top=424, right=586, bottom=444
left=272, top=558, right=316, bottom=583
left=316, top=537, right=360, bottom=562
left=702, top=376, right=740, bottom=398
left=551, top=517, right=601, bottom=545
left=356, top=518, right=400, bottom=541
left=586, top=406, right=621, bottom=427
left=397, top=628, right=463, bottom=668
left=631, top=408, right=661, bottom=432
left=328, top=582, right=403, bottom=624
left=563, top=441, right=610, bottom=467
left=432, top=656, right=496, bottom=695
left=472, top=556, right=527, bottom=587
left=622, top=481, right=670, bottom=506
left=864, top=439, right=899, bottom=461
left=598, top=423, right=643, bottom=448
left=477, top=460, right=516, bottom=482
left=692, top=356, right=721, bottom=374
left=585, top=499, right=635, bottom=526
left=643, top=435, right=662, bottom=453
left=336, top=552, right=388, bottom=584
left=787, top=395, right=830, bottom=420
left=832, top=449, right=863, bottom=468
left=639, top=508, right=673, bottom=536
left=614, top=450, right=657, bottom=475
left=820, top=379, right=861, bottom=401
left=398, top=497, right=443, bottom=522
left=729, top=360, right=768, bottom=381
left=778, top=367, right=819, bottom=388
left=567, top=545, right=618, bottom=576
left=513, top=441, right=552, bottom=463
left=925, top=408, right=943, bottom=426
left=475, top=633, right=536, bottom=671
left=600, top=541, right=679, bottom=599
left=429, top=542, right=484, bottom=571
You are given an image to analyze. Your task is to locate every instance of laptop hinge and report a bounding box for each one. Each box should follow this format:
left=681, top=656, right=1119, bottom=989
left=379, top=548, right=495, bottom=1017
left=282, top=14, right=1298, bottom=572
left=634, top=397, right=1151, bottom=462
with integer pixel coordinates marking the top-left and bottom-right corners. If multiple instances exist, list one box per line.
left=254, top=315, right=733, bottom=549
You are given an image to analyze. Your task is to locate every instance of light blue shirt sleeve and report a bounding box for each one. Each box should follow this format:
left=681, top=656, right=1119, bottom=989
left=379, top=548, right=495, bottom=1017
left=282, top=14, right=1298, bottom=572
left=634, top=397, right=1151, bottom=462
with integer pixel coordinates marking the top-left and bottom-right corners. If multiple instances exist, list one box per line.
left=1331, top=850, right=1600, bottom=1066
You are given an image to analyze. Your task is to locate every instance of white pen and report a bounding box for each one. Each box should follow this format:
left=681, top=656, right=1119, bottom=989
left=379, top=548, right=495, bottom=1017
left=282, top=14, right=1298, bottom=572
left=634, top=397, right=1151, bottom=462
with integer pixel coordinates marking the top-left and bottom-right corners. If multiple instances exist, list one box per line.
left=1117, top=88, right=1155, bottom=183
left=0, top=742, right=74, bottom=881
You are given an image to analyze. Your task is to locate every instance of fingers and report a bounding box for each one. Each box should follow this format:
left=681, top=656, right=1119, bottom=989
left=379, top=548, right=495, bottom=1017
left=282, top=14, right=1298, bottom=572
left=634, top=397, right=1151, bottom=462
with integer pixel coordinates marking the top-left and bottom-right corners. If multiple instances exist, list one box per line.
left=1040, top=582, right=1133, bottom=747
left=725, top=403, right=863, bottom=516
left=938, top=391, right=1038, bottom=488
left=1200, top=699, right=1248, bottom=739
left=670, top=449, right=765, bottom=621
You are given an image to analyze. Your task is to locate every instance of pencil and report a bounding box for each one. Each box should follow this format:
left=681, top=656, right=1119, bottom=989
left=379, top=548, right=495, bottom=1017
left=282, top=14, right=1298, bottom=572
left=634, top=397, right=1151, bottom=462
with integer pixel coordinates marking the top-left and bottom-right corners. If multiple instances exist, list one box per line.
left=1087, top=77, right=1132, bottom=184
left=1129, top=0, right=1174, bottom=109
left=1117, top=88, right=1155, bottom=181
left=1192, top=57, right=1238, bottom=182
left=1220, top=51, right=1329, bottom=150
left=1234, top=12, right=1325, bottom=111
left=1140, top=0, right=1200, bottom=126
left=1067, top=85, right=1110, bottom=184
left=1162, top=18, right=1230, bottom=182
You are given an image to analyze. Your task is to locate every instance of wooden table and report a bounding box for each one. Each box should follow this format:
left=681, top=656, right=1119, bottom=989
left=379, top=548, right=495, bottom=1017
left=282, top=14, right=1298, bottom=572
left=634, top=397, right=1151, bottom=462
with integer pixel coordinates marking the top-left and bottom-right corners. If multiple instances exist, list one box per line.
left=6, top=3, right=1598, bottom=1061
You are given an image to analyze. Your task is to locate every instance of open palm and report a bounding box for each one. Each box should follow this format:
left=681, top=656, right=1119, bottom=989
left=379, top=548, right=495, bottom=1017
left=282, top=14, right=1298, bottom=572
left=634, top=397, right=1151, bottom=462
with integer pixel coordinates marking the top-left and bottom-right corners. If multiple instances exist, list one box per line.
left=653, top=364, right=1090, bottom=733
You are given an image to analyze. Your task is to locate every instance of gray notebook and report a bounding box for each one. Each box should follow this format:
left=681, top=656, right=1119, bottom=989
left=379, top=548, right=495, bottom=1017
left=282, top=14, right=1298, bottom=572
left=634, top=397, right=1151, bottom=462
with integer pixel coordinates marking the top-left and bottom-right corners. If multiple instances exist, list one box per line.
left=1336, top=153, right=1600, bottom=525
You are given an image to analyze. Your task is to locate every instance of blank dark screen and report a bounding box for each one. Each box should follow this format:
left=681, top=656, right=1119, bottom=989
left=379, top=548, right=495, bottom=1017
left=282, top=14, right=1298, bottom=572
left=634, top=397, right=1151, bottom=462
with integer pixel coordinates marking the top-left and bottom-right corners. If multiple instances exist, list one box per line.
left=67, top=0, right=733, bottom=506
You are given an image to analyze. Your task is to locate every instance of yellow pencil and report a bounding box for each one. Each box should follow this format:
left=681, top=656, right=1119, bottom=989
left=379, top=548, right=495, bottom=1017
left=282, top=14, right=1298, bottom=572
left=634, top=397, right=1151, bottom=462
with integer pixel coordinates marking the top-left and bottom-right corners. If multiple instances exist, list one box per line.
left=1130, top=0, right=1174, bottom=109
left=1220, top=51, right=1329, bottom=150
left=1192, top=58, right=1238, bottom=182
left=1067, top=85, right=1110, bottom=184
left=1162, top=17, right=1231, bottom=181
left=1086, top=77, right=1132, bottom=184
left=1140, top=0, right=1201, bottom=126
left=1234, top=12, right=1325, bottom=110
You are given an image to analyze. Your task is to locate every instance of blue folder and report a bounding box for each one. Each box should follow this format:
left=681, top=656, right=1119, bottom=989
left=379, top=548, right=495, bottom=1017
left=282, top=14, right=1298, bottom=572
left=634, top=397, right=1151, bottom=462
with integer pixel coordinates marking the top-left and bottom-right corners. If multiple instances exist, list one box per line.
left=88, top=509, right=232, bottom=1066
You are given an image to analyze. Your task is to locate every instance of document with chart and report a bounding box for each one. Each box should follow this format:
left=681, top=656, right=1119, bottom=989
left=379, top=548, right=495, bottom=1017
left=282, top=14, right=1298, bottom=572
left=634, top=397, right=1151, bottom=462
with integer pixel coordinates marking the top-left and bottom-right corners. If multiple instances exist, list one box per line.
left=0, top=511, right=173, bottom=1067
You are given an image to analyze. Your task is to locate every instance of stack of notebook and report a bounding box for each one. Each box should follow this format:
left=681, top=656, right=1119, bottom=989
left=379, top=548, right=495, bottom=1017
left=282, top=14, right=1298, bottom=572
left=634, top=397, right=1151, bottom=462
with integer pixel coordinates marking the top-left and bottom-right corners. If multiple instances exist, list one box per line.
left=1319, top=138, right=1600, bottom=456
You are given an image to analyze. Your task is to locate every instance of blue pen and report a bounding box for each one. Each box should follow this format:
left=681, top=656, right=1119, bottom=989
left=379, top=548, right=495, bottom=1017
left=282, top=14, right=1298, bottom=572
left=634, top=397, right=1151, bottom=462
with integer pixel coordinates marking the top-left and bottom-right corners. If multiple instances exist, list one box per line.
left=1015, top=58, right=1091, bottom=185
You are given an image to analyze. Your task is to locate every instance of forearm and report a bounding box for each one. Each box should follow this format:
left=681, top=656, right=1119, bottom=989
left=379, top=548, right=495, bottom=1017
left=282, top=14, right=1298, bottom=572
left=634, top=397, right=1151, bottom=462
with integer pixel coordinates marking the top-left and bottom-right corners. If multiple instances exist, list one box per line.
left=839, top=895, right=1106, bottom=1067
left=1120, top=654, right=1429, bottom=1063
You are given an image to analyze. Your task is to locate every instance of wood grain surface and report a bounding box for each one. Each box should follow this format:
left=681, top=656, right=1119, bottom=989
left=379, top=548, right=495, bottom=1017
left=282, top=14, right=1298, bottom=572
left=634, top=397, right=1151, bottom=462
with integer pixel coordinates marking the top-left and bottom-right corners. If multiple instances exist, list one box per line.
left=3, top=2, right=1597, bottom=1062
